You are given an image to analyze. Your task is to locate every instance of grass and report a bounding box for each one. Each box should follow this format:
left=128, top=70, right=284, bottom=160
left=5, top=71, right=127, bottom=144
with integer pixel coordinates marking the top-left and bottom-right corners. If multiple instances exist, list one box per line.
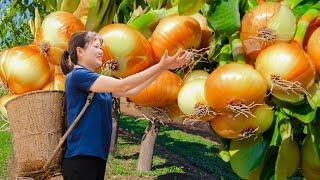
left=0, top=121, right=12, bottom=179
left=119, top=115, right=238, bottom=179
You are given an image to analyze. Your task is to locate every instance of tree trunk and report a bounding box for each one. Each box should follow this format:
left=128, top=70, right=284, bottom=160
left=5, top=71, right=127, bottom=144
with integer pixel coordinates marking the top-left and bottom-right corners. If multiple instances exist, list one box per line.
left=109, top=97, right=120, bottom=154
left=137, top=120, right=161, bottom=171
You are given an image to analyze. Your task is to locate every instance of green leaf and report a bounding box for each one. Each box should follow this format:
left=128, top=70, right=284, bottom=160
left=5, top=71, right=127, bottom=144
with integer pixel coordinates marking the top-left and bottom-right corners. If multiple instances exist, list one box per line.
left=147, top=0, right=166, bottom=9
left=307, top=82, right=320, bottom=109
left=281, top=103, right=316, bottom=124
left=207, top=0, right=240, bottom=35
left=308, top=120, right=320, bottom=160
left=275, top=138, right=300, bottom=179
left=219, top=150, right=231, bottom=162
left=268, top=110, right=290, bottom=146
left=229, top=136, right=268, bottom=179
left=178, top=0, right=205, bottom=15
left=259, top=146, right=279, bottom=180
left=292, top=3, right=313, bottom=18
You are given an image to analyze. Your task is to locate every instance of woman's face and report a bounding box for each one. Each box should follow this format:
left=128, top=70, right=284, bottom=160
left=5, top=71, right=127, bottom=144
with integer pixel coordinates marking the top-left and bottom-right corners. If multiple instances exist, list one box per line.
left=78, top=38, right=103, bottom=69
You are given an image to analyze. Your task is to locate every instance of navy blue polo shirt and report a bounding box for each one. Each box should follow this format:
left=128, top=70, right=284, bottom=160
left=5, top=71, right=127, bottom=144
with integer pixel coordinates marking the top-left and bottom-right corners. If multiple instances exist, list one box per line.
left=64, top=65, right=112, bottom=160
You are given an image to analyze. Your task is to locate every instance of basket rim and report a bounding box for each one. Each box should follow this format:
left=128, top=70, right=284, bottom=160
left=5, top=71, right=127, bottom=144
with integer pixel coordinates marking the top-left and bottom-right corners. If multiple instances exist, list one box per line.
left=4, top=90, right=65, bottom=109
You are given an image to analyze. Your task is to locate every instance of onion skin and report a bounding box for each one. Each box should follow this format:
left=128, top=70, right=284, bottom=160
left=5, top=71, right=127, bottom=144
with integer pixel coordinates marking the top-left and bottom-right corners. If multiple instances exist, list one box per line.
left=99, top=24, right=154, bottom=78
left=191, top=13, right=212, bottom=48
left=150, top=16, right=202, bottom=61
left=205, top=63, right=267, bottom=113
left=240, top=2, right=296, bottom=63
left=1, top=45, right=51, bottom=94
left=307, top=28, right=320, bottom=73
left=255, top=43, right=315, bottom=103
left=41, top=11, right=85, bottom=65
left=183, top=70, right=209, bottom=84
left=128, top=71, right=183, bottom=107
left=42, top=73, right=65, bottom=91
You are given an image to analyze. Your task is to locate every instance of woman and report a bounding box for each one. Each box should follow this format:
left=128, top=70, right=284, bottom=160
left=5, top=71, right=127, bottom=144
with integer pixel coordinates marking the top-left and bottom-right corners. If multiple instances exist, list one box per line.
left=60, top=31, right=190, bottom=179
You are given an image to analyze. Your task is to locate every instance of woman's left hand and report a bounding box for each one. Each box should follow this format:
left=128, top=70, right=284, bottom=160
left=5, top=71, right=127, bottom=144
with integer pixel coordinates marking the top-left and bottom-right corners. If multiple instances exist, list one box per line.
left=159, top=49, right=191, bottom=70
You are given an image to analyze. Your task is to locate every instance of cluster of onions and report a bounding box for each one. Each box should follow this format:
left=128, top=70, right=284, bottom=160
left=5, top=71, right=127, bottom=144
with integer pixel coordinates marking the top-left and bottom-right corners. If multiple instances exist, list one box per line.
left=0, top=45, right=51, bottom=94
left=177, top=70, right=214, bottom=121
left=99, top=24, right=154, bottom=78
left=204, top=63, right=272, bottom=139
left=39, top=11, right=85, bottom=66
left=240, top=2, right=296, bottom=64
left=150, top=15, right=202, bottom=61
left=255, top=43, right=315, bottom=103
left=128, top=71, right=183, bottom=107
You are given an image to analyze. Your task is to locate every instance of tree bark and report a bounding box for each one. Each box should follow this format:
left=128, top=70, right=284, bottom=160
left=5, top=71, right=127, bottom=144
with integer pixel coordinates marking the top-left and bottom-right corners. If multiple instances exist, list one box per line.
left=109, top=97, right=120, bottom=154
left=137, top=120, right=161, bottom=171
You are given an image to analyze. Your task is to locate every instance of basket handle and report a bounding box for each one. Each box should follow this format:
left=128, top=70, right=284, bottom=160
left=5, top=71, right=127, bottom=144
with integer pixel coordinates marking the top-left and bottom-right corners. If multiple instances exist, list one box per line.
left=41, top=92, right=95, bottom=179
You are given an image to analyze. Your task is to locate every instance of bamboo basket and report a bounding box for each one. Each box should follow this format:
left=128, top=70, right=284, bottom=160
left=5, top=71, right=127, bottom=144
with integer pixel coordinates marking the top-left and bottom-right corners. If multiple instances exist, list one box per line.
left=5, top=90, right=65, bottom=178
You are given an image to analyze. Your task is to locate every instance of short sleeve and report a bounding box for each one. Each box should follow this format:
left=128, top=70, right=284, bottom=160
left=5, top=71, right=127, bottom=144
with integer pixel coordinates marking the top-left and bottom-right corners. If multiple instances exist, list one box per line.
left=73, top=68, right=100, bottom=92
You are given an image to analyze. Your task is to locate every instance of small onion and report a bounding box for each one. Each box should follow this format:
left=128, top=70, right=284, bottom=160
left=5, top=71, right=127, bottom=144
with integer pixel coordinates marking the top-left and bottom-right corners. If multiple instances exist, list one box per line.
left=183, top=70, right=209, bottom=84
left=255, top=43, right=315, bottom=103
left=150, top=16, right=202, bottom=61
left=178, top=78, right=213, bottom=121
left=240, top=2, right=296, bottom=63
left=1, top=45, right=51, bottom=94
left=164, top=102, right=184, bottom=122
left=40, top=11, right=85, bottom=65
left=99, top=24, right=154, bottom=78
left=307, top=27, right=320, bottom=73
left=210, top=104, right=273, bottom=139
left=128, top=71, right=182, bottom=107
left=205, top=63, right=267, bottom=114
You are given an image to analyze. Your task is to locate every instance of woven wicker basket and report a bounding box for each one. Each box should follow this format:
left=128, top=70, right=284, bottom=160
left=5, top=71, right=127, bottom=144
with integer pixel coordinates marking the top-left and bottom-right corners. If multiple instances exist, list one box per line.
left=5, top=90, right=65, bottom=177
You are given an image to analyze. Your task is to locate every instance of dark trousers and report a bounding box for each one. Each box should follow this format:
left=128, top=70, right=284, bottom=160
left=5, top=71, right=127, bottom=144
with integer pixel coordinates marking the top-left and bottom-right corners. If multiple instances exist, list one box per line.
left=62, top=155, right=106, bottom=180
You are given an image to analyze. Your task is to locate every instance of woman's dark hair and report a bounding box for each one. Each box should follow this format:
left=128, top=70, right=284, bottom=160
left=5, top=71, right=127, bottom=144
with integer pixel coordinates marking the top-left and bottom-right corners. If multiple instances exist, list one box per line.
left=61, top=31, right=102, bottom=75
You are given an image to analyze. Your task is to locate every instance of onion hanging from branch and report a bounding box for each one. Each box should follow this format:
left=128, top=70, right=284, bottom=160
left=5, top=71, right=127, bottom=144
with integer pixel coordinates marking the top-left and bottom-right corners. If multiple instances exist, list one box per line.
left=205, top=63, right=267, bottom=117
left=178, top=78, right=216, bottom=123
left=255, top=43, right=315, bottom=103
left=240, top=2, right=296, bottom=63
left=40, top=11, right=85, bottom=65
left=128, top=71, right=183, bottom=107
left=150, top=15, right=202, bottom=61
left=1, top=45, right=52, bottom=94
left=210, top=104, right=274, bottom=139
left=99, top=24, right=154, bottom=78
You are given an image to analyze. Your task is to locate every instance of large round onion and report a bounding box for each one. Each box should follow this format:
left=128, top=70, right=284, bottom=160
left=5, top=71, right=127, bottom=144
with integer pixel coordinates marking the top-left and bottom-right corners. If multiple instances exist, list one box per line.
left=205, top=63, right=267, bottom=114
left=178, top=78, right=213, bottom=121
left=255, top=43, right=315, bottom=103
left=307, top=27, right=320, bottom=73
left=211, top=104, right=273, bottom=139
left=128, top=71, right=183, bottom=107
left=99, top=24, right=154, bottom=78
left=1, top=45, right=51, bottom=94
left=40, top=11, right=85, bottom=65
left=240, top=2, right=296, bottom=63
left=150, top=16, right=202, bottom=61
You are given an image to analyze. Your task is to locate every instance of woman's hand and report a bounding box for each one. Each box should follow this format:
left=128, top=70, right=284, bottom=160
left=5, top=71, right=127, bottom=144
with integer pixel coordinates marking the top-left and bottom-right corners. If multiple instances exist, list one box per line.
left=159, top=49, right=191, bottom=70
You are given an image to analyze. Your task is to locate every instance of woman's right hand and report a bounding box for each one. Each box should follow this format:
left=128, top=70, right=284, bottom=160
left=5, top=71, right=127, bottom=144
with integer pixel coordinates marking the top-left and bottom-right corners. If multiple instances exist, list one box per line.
left=159, top=49, right=191, bottom=70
